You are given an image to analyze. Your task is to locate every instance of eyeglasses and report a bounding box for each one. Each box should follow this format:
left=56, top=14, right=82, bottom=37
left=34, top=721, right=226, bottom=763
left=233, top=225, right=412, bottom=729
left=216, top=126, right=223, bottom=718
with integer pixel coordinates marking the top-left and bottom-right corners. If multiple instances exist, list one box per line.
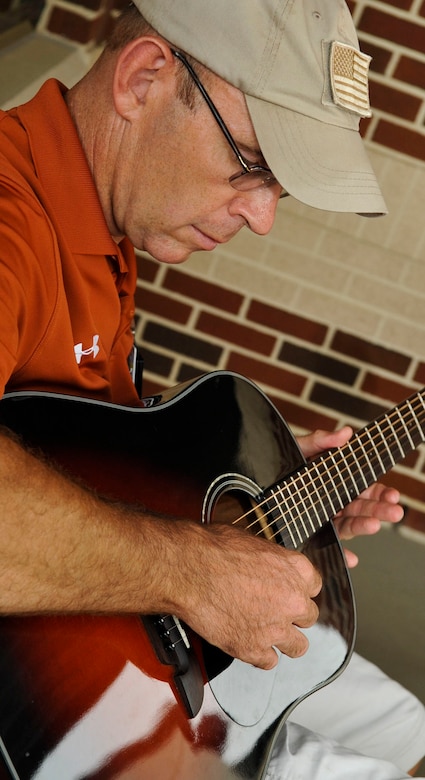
left=172, top=50, right=288, bottom=198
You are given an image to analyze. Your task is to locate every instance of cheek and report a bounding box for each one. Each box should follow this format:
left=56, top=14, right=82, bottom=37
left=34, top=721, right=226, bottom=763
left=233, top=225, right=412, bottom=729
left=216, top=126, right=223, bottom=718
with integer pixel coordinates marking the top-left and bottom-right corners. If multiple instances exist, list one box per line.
left=114, top=114, right=232, bottom=237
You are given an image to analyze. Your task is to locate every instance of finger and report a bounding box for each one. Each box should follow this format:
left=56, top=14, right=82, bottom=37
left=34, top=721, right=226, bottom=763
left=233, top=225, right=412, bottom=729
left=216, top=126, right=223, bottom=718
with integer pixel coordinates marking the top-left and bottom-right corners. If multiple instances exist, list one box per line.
left=353, top=482, right=401, bottom=504
left=253, top=646, right=280, bottom=670
left=295, top=598, right=320, bottom=629
left=377, top=485, right=400, bottom=502
left=335, top=514, right=381, bottom=540
left=344, top=487, right=403, bottom=521
left=343, top=547, right=359, bottom=568
left=335, top=503, right=404, bottom=539
left=297, top=426, right=353, bottom=459
left=276, top=626, right=310, bottom=660
left=287, top=550, right=322, bottom=597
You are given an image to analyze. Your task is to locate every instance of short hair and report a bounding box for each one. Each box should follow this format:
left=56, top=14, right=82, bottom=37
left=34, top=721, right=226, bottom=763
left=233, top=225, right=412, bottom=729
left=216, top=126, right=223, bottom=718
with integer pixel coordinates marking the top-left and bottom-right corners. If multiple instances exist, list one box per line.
left=105, top=3, right=210, bottom=110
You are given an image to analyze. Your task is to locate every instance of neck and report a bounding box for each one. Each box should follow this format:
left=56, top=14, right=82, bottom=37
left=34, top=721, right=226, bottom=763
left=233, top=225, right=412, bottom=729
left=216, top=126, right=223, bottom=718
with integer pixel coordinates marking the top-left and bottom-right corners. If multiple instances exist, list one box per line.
left=65, top=65, right=124, bottom=244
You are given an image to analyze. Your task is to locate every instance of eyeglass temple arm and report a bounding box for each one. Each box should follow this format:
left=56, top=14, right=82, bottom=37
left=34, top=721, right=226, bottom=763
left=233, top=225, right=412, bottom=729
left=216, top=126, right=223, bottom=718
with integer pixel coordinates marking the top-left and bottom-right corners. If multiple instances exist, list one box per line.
left=171, top=49, right=250, bottom=173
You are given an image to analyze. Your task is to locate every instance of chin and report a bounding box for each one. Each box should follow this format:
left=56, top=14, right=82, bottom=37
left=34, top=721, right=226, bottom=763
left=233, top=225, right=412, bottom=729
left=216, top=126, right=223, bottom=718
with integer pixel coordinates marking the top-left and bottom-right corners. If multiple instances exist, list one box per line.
left=140, top=237, right=194, bottom=265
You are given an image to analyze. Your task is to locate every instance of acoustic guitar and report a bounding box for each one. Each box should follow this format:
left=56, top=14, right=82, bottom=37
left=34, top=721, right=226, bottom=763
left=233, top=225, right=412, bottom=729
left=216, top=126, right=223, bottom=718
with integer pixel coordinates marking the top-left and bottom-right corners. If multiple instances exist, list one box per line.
left=0, top=371, right=422, bottom=779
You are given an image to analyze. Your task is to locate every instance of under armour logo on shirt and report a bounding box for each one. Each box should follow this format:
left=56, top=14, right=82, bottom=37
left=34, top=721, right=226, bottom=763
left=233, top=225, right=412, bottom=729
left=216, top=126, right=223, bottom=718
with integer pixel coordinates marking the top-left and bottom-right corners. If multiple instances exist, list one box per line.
left=74, top=335, right=100, bottom=365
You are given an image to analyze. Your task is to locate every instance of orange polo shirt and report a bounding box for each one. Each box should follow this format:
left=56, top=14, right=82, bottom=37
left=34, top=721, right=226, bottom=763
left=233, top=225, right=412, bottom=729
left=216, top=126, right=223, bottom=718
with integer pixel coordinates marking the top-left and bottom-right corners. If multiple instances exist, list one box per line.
left=0, top=79, right=140, bottom=405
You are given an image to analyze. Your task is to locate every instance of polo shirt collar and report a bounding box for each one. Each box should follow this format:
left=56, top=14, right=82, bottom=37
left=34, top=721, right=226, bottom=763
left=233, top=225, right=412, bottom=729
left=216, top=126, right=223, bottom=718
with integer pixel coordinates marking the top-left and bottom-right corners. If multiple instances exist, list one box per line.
left=17, top=79, right=120, bottom=258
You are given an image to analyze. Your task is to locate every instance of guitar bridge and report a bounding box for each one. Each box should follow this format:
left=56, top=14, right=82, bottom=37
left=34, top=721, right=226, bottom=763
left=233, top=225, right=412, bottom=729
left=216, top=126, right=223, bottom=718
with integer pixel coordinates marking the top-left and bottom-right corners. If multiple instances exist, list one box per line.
left=142, top=614, right=204, bottom=718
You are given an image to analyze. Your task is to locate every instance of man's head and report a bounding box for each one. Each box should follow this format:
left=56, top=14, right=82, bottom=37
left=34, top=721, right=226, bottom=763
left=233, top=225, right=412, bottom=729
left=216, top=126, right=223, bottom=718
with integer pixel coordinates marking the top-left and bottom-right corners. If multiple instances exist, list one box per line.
left=75, top=0, right=385, bottom=264
left=130, top=0, right=387, bottom=217
left=79, top=5, right=284, bottom=262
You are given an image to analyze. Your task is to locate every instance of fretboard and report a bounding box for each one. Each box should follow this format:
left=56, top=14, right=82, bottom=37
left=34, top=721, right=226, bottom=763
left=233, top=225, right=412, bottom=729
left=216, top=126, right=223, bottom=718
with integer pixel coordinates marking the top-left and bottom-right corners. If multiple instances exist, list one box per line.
left=264, top=388, right=425, bottom=549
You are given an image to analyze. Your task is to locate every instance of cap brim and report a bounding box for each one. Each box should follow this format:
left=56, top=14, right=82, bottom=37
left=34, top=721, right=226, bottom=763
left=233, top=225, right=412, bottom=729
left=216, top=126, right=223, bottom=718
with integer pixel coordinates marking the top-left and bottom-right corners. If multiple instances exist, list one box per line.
left=246, top=95, right=388, bottom=216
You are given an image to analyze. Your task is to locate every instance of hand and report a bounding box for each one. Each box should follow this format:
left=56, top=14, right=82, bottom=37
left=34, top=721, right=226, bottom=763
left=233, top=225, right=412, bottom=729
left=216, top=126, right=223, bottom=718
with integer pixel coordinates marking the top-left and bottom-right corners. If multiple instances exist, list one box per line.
left=297, top=427, right=404, bottom=568
left=177, top=522, right=322, bottom=670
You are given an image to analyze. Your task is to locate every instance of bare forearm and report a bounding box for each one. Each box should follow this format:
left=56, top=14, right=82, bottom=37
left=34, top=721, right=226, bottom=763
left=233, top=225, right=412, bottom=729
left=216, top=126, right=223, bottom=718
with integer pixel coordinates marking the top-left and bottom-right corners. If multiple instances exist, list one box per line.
left=0, top=430, right=322, bottom=668
left=0, top=429, right=188, bottom=615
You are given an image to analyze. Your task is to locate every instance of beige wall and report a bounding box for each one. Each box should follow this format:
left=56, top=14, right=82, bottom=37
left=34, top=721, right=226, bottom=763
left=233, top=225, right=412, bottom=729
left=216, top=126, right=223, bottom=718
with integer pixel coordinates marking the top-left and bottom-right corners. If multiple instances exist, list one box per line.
left=188, top=146, right=425, bottom=359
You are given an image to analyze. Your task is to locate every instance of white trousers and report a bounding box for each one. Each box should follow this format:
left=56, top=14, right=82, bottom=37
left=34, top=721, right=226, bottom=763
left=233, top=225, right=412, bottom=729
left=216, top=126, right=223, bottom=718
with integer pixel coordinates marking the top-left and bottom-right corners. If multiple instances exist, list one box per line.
left=265, top=652, right=425, bottom=779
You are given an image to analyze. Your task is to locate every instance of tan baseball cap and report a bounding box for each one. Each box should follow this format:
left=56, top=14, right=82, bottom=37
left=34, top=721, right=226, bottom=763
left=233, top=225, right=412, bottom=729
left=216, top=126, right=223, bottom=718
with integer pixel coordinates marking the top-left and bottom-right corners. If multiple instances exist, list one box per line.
left=133, top=0, right=387, bottom=216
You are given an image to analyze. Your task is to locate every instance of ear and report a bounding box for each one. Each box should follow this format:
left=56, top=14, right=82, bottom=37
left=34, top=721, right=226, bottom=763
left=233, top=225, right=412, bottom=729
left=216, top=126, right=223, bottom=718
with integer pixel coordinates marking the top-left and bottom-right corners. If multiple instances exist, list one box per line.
left=113, top=37, right=174, bottom=120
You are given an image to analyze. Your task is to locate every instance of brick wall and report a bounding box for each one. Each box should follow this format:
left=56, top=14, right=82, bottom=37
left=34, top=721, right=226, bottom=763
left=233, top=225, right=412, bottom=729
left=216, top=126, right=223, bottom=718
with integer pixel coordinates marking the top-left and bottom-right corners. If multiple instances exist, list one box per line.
left=349, top=0, right=425, bottom=163
left=35, top=1, right=425, bottom=534
left=38, top=0, right=125, bottom=46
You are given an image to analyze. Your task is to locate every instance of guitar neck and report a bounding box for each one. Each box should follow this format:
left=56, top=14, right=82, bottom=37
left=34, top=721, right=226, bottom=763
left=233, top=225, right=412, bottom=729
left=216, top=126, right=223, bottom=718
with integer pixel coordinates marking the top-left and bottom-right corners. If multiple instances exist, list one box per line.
left=265, top=388, right=425, bottom=549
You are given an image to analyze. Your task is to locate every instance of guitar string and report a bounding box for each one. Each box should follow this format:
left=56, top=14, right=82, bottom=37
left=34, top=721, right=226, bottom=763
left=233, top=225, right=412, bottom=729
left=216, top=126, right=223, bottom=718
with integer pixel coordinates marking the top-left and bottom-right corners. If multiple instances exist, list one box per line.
left=252, top=406, right=425, bottom=543
left=240, top=399, right=425, bottom=542
left=228, top=394, right=425, bottom=545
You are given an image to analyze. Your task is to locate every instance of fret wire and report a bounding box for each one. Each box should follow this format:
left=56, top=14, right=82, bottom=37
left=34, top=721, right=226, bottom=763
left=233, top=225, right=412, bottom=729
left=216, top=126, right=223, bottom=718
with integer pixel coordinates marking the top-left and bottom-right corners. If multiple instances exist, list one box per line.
left=309, top=456, right=337, bottom=523
left=275, top=479, right=304, bottom=544
left=232, top=390, right=425, bottom=543
left=297, top=471, right=323, bottom=535
left=374, top=415, right=398, bottom=466
left=329, top=450, right=354, bottom=506
left=346, top=440, right=369, bottom=491
left=266, top=486, right=298, bottom=547
left=407, top=399, right=424, bottom=438
left=386, top=411, right=407, bottom=459
left=395, top=406, right=414, bottom=451
left=364, top=427, right=386, bottom=474
left=293, top=472, right=319, bottom=539
left=358, top=424, right=377, bottom=481
left=252, top=410, right=417, bottom=540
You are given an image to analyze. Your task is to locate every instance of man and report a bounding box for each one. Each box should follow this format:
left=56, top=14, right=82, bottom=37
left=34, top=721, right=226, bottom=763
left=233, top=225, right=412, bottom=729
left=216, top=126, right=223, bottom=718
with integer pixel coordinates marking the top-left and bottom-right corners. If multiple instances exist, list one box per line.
left=0, top=0, right=423, bottom=778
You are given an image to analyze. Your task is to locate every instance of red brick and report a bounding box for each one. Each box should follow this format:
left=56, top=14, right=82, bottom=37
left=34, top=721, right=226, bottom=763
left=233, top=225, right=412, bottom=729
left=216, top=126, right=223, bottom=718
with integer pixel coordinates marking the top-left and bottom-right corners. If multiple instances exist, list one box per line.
left=381, top=470, right=425, bottom=503
left=358, top=39, right=392, bottom=74
left=269, top=396, right=338, bottom=434
left=47, top=6, right=101, bottom=43
left=279, top=342, right=358, bottom=385
left=136, top=253, right=159, bottom=283
left=163, top=269, right=242, bottom=314
left=369, top=79, right=421, bottom=121
left=395, top=449, right=420, bottom=469
left=141, top=377, right=168, bottom=397
left=97, top=11, right=117, bottom=42
left=394, top=55, right=425, bottom=90
left=359, top=8, right=425, bottom=54
left=359, top=115, right=373, bottom=138
left=134, top=287, right=191, bottom=325
left=331, top=332, right=411, bottom=374
left=71, top=0, right=104, bottom=10
left=69, top=0, right=105, bottom=11
left=372, top=120, right=425, bottom=163
left=310, top=382, right=387, bottom=424
left=247, top=300, right=327, bottom=346
left=402, top=506, right=425, bottom=534
left=196, top=311, right=276, bottom=355
left=381, top=0, right=414, bottom=8
left=143, top=321, right=222, bottom=365
left=414, top=363, right=425, bottom=384
left=225, top=352, right=307, bottom=396
left=361, top=373, right=417, bottom=404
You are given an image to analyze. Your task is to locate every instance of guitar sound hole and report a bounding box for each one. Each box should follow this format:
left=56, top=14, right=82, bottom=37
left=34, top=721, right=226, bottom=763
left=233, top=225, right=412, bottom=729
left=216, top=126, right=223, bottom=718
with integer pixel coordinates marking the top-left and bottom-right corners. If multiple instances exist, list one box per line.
left=210, top=489, right=274, bottom=540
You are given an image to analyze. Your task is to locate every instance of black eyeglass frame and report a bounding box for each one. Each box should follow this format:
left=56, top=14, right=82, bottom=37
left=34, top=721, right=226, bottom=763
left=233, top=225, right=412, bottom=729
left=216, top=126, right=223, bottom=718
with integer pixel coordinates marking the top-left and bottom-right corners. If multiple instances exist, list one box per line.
left=172, top=50, right=287, bottom=198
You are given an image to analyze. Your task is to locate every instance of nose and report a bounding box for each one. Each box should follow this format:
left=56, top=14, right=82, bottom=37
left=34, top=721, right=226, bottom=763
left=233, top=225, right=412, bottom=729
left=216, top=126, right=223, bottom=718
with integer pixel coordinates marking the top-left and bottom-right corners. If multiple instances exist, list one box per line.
left=229, top=184, right=283, bottom=235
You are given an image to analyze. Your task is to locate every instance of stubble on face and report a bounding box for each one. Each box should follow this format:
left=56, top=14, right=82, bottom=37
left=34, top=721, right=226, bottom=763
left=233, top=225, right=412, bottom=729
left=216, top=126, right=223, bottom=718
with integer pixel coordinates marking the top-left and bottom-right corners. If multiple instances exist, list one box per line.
left=109, top=71, right=268, bottom=263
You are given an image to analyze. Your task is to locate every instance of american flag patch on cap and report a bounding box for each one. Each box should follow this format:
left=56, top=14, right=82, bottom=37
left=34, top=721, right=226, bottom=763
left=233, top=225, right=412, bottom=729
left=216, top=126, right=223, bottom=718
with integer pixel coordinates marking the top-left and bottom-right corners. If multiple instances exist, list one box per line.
left=329, top=41, right=372, bottom=117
